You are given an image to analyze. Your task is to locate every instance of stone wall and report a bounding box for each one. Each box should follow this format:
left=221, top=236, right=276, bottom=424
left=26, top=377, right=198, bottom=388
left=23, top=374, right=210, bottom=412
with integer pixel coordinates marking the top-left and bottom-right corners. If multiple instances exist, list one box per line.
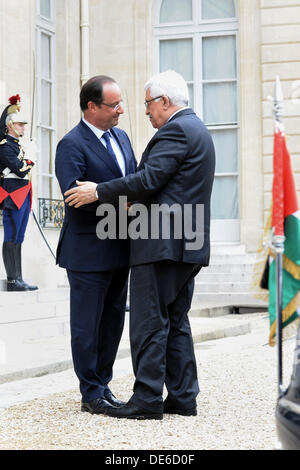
left=261, top=0, right=300, bottom=222
left=89, top=0, right=155, bottom=160
left=0, top=0, right=299, bottom=288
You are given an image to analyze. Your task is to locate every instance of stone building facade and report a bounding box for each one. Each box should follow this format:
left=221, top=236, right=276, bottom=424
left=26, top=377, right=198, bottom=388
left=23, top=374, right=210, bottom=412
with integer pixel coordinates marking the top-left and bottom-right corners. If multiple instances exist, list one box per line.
left=0, top=0, right=299, bottom=288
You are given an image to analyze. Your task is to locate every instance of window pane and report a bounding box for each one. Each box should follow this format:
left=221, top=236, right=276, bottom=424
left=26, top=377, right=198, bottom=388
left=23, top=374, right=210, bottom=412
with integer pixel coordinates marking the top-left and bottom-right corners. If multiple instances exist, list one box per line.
left=41, top=177, right=51, bottom=198
left=160, top=39, right=193, bottom=81
left=41, top=33, right=51, bottom=79
left=52, top=180, right=62, bottom=199
left=202, top=0, right=236, bottom=20
left=40, top=177, right=59, bottom=200
left=160, top=0, right=192, bottom=23
left=41, top=80, right=51, bottom=126
left=188, top=84, right=194, bottom=108
left=41, top=177, right=57, bottom=200
left=210, top=129, right=238, bottom=173
left=40, top=128, right=52, bottom=174
left=203, top=82, right=237, bottom=125
left=40, top=0, right=51, bottom=19
left=203, top=36, right=236, bottom=80
left=211, top=176, right=239, bottom=220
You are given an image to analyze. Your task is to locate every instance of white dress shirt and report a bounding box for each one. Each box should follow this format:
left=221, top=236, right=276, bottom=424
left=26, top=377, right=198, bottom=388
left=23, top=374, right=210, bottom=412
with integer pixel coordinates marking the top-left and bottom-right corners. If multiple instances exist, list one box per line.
left=82, top=118, right=126, bottom=176
left=167, top=106, right=190, bottom=122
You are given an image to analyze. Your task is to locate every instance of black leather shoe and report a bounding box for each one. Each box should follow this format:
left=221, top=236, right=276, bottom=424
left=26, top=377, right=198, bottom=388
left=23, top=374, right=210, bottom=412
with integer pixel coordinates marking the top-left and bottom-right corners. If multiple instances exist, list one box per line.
left=17, top=278, right=38, bottom=291
left=163, top=400, right=197, bottom=416
left=104, top=389, right=125, bottom=408
left=7, top=279, right=29, bottom=291
left=81, top=398, right=116, bottom=414
left=104, top=401, right=163, bottom=420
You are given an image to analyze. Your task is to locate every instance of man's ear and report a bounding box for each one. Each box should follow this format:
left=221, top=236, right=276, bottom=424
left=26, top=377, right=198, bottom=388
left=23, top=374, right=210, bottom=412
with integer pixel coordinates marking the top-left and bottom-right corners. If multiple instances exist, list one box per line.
left=162, top=95, right=170, bottom=109
left=87, top=101, right=98, bottom=112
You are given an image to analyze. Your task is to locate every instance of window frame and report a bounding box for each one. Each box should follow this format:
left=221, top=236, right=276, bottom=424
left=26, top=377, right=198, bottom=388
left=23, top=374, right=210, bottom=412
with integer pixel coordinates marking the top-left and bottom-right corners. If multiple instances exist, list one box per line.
left=37, top=0, right=55, bottom=23
left=154, top=0, right=241, bottom=228
left=36, top=0, right=57, bottom=201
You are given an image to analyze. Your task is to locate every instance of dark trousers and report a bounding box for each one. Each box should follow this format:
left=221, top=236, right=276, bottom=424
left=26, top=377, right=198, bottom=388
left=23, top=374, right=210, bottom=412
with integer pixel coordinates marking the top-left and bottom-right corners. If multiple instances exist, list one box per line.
left=129, top=260, right=201, bottom=412
left=3, top=192, right=30, bottom=243
left=67, top=267, right=129, bottom=402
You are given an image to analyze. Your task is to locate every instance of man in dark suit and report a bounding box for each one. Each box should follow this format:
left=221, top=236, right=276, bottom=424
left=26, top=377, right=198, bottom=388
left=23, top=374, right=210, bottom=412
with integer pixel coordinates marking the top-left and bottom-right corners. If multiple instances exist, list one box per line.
left=55, top=76, right=136, bottom=414
left=64, top=70, right=215, bottom=420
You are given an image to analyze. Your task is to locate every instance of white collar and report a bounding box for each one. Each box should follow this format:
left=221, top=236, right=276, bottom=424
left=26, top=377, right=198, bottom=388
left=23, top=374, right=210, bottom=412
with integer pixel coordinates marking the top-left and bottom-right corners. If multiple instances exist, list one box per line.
left=82, top=117, right=112, bottom=140
left=167, top=107, right=190, bottom=122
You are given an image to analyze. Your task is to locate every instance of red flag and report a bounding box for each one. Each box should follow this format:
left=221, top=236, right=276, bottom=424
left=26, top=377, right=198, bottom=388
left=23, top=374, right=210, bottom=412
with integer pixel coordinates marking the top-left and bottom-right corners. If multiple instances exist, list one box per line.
left=271, top=130, right=299, bottom=236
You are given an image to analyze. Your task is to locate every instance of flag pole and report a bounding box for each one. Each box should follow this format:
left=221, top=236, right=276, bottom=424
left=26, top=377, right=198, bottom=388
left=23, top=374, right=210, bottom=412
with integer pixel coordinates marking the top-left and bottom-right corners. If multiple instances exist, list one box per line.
left=273, top=76, right=285, bottom=397
left=274, top=235, right=284, bottom=396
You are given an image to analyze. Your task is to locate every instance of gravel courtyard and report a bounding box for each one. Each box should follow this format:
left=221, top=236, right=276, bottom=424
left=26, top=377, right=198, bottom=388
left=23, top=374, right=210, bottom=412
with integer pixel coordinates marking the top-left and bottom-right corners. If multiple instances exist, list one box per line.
left=0, top=313, right=296, bottom=450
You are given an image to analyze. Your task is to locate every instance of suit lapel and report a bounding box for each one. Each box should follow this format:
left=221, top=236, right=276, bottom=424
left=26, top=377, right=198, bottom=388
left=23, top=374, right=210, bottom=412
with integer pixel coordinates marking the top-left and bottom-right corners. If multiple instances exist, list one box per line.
left=111, top=127, right=131, bottom=175
left=79, top=120, right=123, bottom=178
left=138, top=149, right=148, bottom=171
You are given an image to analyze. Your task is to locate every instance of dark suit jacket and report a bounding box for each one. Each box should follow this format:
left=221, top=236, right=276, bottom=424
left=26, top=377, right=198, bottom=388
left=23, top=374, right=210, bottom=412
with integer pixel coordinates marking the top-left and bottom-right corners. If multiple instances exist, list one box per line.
left=97, top=108, right=215, bottom=267
left=0, top=135, right=32, bottom=210
left=55, top=119, right=136, bottom=272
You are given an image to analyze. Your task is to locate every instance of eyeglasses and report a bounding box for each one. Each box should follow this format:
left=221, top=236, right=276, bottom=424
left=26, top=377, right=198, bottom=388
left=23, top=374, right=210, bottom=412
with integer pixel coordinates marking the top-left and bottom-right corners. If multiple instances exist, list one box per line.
left=101, top=100, right=123, bottom=111
left=144, top=96, right=163, bottom=108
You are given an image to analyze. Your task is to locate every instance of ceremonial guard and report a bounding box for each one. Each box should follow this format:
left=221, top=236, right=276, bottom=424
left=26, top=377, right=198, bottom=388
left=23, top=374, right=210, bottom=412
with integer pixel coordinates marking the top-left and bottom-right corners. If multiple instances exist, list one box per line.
left=0, top=95, right=38, bottom=291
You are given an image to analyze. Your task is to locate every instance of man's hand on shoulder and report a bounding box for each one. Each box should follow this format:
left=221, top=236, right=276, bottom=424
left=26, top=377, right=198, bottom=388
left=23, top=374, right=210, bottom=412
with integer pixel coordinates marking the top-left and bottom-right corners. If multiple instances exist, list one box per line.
left=64, top=181, right=98, bottom=208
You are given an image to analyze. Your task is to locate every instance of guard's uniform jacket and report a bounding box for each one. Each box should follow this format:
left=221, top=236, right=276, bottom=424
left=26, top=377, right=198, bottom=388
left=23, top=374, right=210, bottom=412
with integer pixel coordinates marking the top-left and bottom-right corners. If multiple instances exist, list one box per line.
left=0, top=134, right=34, bottom=211
left=0, top=93, right=38, bottom=292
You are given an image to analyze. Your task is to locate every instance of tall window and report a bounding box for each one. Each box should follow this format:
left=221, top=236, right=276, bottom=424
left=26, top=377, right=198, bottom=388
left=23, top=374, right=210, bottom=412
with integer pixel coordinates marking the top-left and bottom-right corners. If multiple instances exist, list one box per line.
left=36, top=0, right=58, bottom=200
left=155, top=0, right=239, bottom=240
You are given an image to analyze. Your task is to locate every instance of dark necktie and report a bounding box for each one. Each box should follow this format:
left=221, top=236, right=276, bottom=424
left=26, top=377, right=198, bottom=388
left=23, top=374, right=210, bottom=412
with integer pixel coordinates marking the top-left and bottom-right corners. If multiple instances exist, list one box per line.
left=102, top=131, right=120, bottom=170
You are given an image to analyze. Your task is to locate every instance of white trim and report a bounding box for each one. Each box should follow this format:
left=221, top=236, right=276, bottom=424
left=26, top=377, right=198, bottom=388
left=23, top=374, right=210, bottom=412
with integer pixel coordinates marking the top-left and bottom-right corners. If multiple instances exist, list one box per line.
left=36, top=0, right=56, bottom=30
left=214, top=173, right=239, bottom=178
left=36, top=0, right=57, bottom=199
left=211, top=220, right=240, bottom=243
left=292, top=210, right=300, bottom=219
left=154, top=0, right=238, bottom=27
left=80, top=0, right=90, bottom=84
left=154, top=0, right=240, bottom=242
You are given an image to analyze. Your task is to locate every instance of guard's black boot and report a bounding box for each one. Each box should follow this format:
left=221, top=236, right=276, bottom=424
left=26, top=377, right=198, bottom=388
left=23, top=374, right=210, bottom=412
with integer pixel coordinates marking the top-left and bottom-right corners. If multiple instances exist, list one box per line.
left=15, top=243, right=38, bottom=291
left=2, top=242, right=28, bottom=291
left=7, top=279, right=29, bottom=291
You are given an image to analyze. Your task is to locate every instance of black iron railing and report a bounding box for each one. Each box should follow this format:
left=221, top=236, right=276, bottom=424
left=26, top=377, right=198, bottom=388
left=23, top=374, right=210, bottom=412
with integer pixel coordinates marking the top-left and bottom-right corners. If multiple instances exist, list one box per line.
left=38, top=198, right=65, bottom=229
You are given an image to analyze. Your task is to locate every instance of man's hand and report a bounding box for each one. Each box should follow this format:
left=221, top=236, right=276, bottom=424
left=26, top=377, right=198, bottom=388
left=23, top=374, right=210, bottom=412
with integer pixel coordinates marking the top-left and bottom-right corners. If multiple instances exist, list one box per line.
left=64, top=180, right=98, bottom=208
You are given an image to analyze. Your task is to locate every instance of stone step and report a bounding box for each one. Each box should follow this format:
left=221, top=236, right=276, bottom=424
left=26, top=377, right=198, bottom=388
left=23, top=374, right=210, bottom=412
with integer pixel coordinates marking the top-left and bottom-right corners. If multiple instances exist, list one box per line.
left=194, top=281, right=251, bottom=293
left=0, top=313, right=251, bottom=384
left=189, top=303, right=268, bottom=318
left=209, top=254, right=257, bottom=265
left=196, top=272, right=253, bottom=283
left=0, top=300, right=69, bottom=324
left=210, top=244, right=247, bottom=255
left=200, top=263, right=255, bottom=274
left=0, top=290, right=39, bottom=305
left=37, top=288, right=70, bottom=303
left=190, top=315, right=251, bottom=343
left=192, top=292, right=267, bottom=307
left=189, top=305, right=232, bottom=318
left=0, top=316, right=69, bottom=345
left=0, top=287, right=70, bottom=306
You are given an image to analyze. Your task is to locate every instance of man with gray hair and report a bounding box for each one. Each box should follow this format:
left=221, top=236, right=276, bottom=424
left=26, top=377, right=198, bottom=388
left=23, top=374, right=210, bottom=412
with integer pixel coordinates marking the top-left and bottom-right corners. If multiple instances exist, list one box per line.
left=65, top=70, right=215, bottom=419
